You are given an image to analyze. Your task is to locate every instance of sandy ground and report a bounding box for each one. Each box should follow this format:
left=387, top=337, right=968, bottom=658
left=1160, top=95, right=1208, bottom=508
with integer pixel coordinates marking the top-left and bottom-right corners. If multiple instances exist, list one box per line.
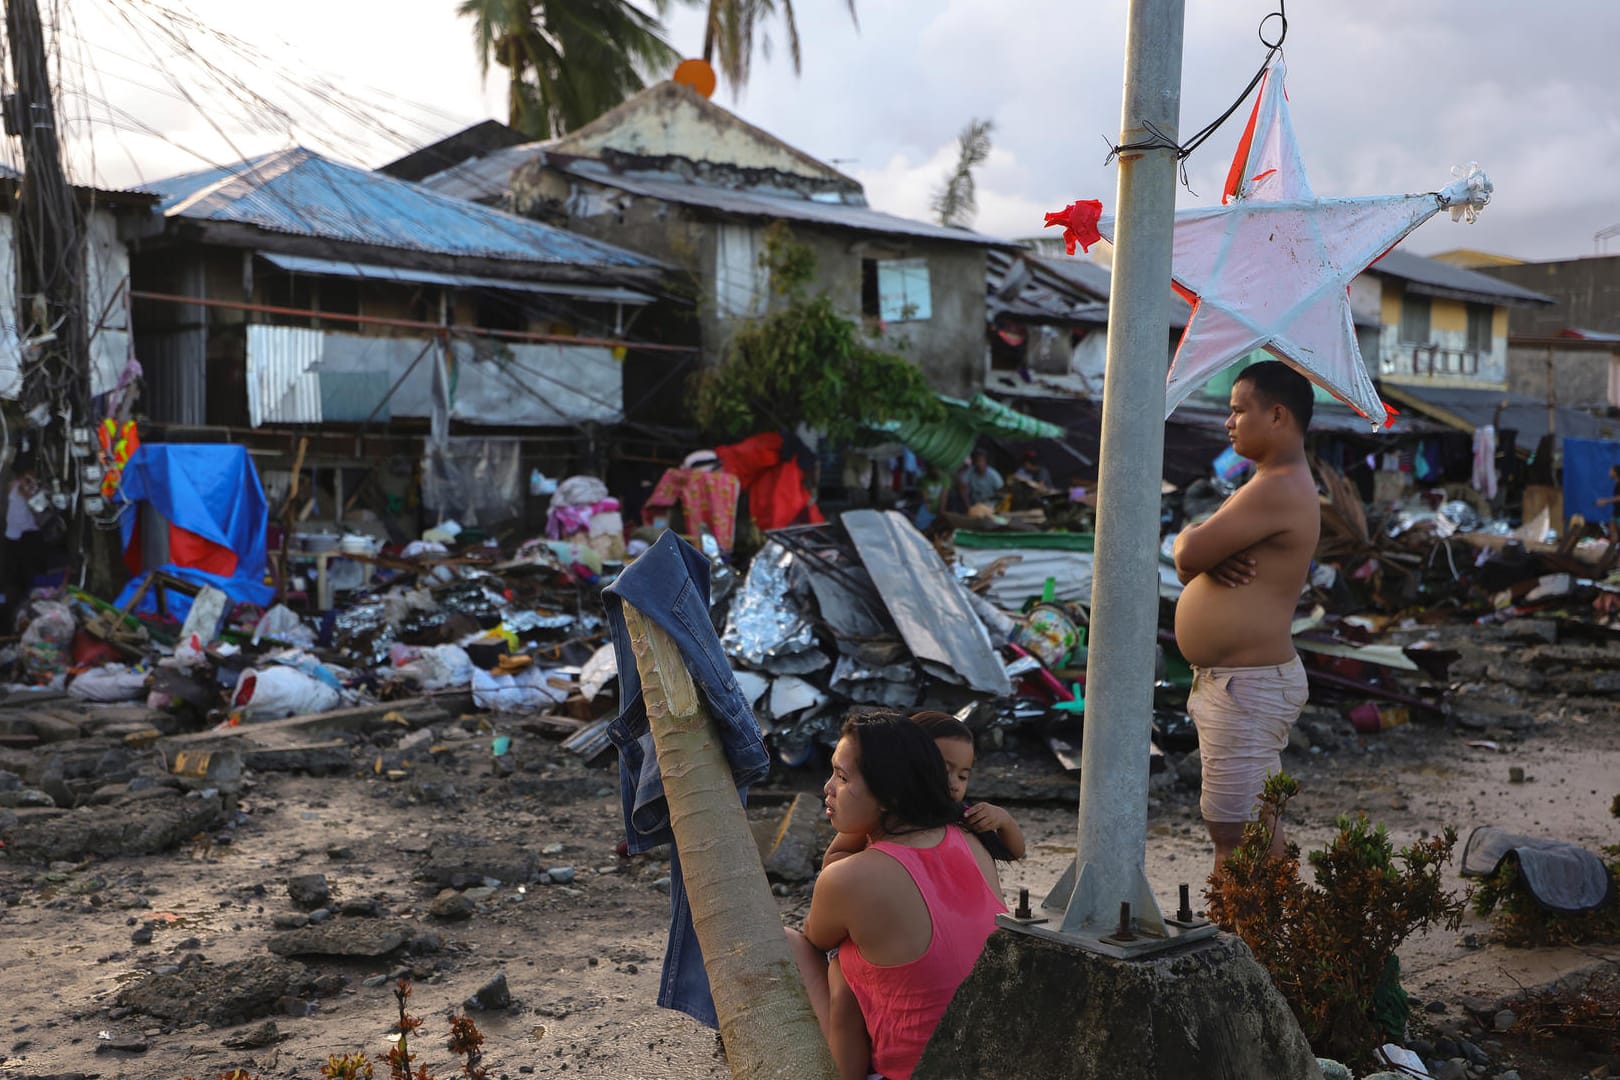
left=1, top=681, right=1618, bottom=1080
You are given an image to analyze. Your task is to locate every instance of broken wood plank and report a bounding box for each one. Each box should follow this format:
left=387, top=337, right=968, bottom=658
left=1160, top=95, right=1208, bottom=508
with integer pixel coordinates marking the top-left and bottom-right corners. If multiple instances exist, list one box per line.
left=242, top=739, right=352, bottom=774
left=515, top=714, right=586, bottom=737
left=158, top=696, right=453, bottom=750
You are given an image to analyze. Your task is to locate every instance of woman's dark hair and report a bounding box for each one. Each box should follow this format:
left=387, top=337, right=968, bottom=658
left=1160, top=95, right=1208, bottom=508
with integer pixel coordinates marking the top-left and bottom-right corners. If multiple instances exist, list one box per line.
left=841, top=710, right=960, bottom=834
left=910, top=710, right=973, bottom=743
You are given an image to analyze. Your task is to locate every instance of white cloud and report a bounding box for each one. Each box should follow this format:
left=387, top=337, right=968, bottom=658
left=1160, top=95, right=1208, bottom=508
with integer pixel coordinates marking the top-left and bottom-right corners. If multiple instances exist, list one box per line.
left=35, top=0, right=1620, bottom=261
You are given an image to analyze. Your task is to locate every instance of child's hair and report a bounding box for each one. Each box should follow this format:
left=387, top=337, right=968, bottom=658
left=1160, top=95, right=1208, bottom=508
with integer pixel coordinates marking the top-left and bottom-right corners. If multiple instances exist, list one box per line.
left=910, top=710, right=973, bottom=743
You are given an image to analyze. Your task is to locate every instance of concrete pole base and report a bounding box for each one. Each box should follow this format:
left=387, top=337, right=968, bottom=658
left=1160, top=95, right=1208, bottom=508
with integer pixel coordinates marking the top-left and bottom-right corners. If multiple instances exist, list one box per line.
left=915, top=928, right=1324, bottom=1080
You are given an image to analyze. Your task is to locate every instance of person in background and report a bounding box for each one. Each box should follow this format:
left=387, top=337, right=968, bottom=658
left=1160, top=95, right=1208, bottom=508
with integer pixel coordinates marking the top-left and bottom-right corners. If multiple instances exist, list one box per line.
left=1012, top=450, right=1053, bottom=491
left=956, top=448, right=1004, bottom=511
left=914, top=463, right=949, bottom=531
left=1597, top=464, right=1620, bottom=543
left=3, top=462, right=45, bottom=631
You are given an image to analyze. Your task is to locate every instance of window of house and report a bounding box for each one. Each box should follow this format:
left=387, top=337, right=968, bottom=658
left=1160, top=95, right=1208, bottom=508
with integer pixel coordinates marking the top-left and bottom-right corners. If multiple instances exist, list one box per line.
left=1398, top=294, right=1430, bottom=345
left=316, top=277, right=361, bottom=317
left=861, top=257, right=931, bottom=322
left=1466, top=303, right=1492, bottom=355
left=714, top=225, right=767, bottom=318
left=474, top=292, right=528, bottom=334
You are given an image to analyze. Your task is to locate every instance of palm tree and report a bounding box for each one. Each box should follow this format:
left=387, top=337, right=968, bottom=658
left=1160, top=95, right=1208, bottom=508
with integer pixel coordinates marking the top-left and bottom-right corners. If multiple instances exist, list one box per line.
left=697, top=0, right=858, bottom=92
left=931, top=118, right=993, bottom=228
left=459, top=0, right=681, bottom=139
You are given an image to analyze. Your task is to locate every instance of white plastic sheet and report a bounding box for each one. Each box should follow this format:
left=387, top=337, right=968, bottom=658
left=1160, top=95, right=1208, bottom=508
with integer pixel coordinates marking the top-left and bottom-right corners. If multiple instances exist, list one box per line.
left=472, top=666, right=568, bottom=713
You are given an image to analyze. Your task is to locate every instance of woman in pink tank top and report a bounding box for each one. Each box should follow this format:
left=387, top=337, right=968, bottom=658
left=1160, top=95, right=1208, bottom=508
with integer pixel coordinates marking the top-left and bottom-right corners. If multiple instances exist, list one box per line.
left=786, top=713, right=1005, bottom=1079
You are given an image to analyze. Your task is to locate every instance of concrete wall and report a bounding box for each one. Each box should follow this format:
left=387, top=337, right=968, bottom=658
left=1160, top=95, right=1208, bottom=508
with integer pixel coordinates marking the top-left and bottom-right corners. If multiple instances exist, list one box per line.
left=1479, top=255, right=1620, bottom=336
left=1508, top=343, right=1619, bottom=409
left=520, top=174, right=988, bottom=397
left=1373, top=279, right=1507, bottom=389
left=550, top=82, right=854, bottom=192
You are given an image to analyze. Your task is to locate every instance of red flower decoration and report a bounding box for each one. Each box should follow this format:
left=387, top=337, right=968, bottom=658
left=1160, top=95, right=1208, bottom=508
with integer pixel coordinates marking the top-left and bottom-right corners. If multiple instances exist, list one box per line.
left=1043, top=199, right=1104, bottom=255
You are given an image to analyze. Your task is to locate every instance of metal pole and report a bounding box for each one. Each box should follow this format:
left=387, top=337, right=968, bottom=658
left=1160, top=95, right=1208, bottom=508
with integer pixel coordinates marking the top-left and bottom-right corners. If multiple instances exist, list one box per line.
left=1054, top=0, right=1186, bottom=936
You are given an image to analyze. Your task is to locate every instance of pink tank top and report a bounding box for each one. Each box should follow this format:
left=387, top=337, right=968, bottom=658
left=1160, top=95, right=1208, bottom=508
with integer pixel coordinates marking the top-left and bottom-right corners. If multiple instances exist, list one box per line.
left=839, top=826, right=1005, bottom=1080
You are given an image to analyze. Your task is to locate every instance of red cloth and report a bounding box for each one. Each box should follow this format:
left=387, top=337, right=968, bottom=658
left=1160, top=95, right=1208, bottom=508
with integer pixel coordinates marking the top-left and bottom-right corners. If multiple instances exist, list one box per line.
left=1042, top=200, right=1103, bottom=255
left=642, top=468, right=741, bottom=550
left=839, top=828, right=1006, bottom=1080
left=714, top=433, right=823, bottom=533
left=121, top=517, right=238, bottom=579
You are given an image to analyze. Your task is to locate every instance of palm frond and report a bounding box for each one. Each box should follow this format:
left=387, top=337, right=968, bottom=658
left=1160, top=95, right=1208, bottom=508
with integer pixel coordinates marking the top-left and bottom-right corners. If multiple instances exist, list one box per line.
left=931, top=118, right=994, bottom=228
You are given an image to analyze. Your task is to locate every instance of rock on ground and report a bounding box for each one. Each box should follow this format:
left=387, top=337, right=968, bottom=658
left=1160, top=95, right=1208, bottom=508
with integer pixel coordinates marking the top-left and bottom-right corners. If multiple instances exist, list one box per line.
left=117, top=958, right=310, bottom=1028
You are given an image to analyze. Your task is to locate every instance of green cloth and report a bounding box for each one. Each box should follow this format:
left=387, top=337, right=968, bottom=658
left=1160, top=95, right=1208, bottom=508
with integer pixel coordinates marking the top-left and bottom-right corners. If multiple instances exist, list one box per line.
left=952, top=530, right=1094, bottom=552
left=873, top=394, right=1066, bottom=472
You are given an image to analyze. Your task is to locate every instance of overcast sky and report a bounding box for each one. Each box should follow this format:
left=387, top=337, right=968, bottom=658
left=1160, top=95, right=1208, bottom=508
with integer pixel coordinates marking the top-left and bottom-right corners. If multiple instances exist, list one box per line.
left=32, top=0, right=1620, bottom=262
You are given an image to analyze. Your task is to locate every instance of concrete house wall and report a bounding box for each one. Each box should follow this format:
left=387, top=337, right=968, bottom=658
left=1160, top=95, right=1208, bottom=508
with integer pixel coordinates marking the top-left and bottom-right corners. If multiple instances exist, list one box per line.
left=511, top=83, right=991, bottom=398
left=1372, top=281, right=1509, bottom=390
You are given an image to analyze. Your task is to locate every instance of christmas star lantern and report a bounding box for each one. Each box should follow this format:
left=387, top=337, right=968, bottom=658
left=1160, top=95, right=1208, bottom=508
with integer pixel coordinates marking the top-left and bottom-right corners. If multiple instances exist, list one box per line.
left=1053, top=59, right=1493, bottom=429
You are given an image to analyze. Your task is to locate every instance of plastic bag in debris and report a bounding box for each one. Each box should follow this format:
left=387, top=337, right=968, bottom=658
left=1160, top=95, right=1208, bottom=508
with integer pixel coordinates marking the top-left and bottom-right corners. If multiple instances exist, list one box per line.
left=1435, top=500, right=1482, bottom=538
left=253, top=604, right=316, bottom=648
left=472, top=665, right=568, bottom=712
left=394, top=644, right=475, bottom=691
left=232, top=664, right=342, bottom=721
left=68, top=663, right=149, bottom=703
left=21, top=601, right=75, bottom=649
left=400, top=540, right=450, bottom=560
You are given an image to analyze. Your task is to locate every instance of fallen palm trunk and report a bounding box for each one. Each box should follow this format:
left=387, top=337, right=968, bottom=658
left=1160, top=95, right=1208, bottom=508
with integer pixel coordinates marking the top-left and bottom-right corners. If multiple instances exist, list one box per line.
left=623, top=601, right=836, bottom=1080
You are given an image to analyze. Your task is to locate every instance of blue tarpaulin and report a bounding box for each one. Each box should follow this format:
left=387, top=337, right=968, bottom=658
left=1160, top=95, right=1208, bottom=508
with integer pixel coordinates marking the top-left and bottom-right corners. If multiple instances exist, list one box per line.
left=116, top=444, right=273, bottom=616
left=1561, top=437, right=1620, bottom=528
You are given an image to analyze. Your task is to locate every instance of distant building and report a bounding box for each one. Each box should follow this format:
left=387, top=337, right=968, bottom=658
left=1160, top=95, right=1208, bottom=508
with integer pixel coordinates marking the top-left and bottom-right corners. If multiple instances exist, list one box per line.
left=412, top=82, right=1009, bottom=398
left=1458, top=254, right=1620, bottom=413
left=0, top=164, right=159, bottom=403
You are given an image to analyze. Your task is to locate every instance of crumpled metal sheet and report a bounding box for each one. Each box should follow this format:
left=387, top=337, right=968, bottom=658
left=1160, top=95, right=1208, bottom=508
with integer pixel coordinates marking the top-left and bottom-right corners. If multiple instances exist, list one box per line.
left=506, top=610, right=577, bottom=633
left=721, top=541, right=822, bottom=670
left=829, top=655, right=918, bottom=707
left=842, top=510, right=1013, bottom=697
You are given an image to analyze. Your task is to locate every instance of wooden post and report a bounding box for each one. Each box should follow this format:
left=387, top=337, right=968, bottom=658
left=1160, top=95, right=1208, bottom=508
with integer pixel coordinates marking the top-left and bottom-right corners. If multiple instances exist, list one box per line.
left=622, top=601, right=835, bottom=1080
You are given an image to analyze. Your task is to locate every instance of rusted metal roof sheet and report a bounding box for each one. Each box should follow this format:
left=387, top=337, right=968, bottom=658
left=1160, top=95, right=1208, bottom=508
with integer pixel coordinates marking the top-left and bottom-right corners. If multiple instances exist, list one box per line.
left=148, top=147, right=663, bottom=270
left=258, top=252, right=655, bottom=305
left=546, top=157, right=1015, bottom=249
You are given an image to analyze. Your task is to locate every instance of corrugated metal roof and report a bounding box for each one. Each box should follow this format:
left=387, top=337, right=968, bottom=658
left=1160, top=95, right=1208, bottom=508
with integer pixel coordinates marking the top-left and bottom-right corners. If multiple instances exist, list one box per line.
left=1367, top=249, right=1554, bottom=306
left=549, top=158, right=1012, bottom=248
left=1379, top=383, right=1619, bottom=442
left=418, top=141, right=546, bottom=203
left=258, top=252, right=655, bottom=305
left=986, top=250, right=1111, bottom=326
left=148, top=147, right=663, bottom=270
left=1019, top=250, right=1195, bottom=329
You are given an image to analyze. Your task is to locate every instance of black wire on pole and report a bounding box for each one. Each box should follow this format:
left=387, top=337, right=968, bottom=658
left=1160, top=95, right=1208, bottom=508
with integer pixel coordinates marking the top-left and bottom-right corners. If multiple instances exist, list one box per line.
left=1105, top=0, right=1288, bottom=192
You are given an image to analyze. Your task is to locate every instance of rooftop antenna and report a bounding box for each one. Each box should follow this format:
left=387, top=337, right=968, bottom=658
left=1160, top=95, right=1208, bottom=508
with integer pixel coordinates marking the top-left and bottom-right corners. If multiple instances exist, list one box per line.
left=1596, top=222, right=1620, bottom=254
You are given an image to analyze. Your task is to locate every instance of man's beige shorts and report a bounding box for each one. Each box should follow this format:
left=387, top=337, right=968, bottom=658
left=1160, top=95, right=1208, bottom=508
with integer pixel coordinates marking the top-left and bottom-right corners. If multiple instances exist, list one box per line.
left=1188, top=657, right=1309, bottom=823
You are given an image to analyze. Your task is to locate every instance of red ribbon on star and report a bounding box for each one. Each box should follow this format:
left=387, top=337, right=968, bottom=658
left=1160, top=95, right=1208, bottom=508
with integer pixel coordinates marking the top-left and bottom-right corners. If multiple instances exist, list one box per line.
left=1043, top=200, right=1103, bottom=255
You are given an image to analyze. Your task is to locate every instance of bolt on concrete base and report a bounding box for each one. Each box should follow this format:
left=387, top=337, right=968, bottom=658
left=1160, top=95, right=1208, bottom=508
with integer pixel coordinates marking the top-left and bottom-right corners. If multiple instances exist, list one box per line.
left=915, top=929, right=1323, bottom=1080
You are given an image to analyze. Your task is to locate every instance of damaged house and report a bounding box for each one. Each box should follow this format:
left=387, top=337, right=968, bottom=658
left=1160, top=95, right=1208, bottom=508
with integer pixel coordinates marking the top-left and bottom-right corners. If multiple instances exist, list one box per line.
left=407, top=82, right=1007, bottom=399
left=1, top=163, right=159, bottom=412
left=126, top=147, right=687, bottom=537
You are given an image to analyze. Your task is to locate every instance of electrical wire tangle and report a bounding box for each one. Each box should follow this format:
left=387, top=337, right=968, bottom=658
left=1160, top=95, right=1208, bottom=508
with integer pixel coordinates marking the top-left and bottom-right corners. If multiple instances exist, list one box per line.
left=1105, top=0, right=1288, bottom=192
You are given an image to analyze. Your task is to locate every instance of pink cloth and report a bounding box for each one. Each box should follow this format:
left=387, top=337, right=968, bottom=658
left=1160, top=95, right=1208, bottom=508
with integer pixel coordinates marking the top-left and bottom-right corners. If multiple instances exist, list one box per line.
left=546, top=498, right=619, bottom=540
left=839, top=827, right=1004, bottom=1080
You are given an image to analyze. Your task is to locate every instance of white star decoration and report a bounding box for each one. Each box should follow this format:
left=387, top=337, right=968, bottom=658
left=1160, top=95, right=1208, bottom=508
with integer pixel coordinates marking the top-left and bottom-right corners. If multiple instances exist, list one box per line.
left=1098, top=60, right=1492, bottom=429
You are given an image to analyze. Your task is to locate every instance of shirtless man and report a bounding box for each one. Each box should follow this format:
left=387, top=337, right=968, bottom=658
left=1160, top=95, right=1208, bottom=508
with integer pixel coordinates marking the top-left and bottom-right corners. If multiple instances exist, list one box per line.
left=1172, top=361, right=1319, bottom=876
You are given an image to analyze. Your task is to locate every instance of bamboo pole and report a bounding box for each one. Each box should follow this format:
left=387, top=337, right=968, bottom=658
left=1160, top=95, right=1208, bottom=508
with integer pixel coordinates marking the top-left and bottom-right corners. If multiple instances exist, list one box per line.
left=622, top=602, right=836, bottom=1080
